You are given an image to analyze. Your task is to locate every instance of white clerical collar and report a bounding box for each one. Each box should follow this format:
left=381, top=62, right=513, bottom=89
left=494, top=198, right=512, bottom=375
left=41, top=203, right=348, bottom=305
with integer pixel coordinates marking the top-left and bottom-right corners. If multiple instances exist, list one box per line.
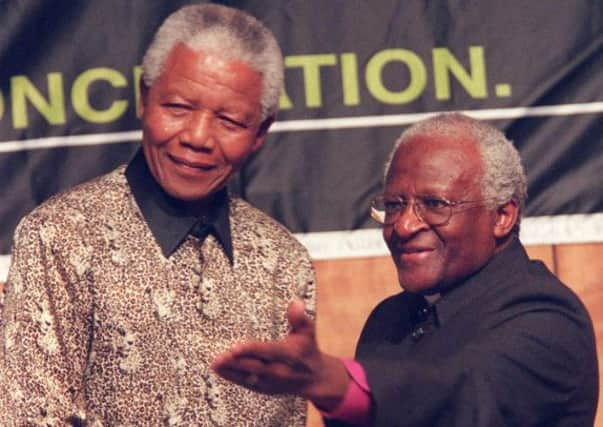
left=425, top=293, right=441, bottom=305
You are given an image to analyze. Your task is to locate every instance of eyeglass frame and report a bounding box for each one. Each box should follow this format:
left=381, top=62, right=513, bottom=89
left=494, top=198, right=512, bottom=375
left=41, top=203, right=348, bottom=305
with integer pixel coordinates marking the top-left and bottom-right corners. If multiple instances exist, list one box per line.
left=370, top=193, right=490, bottom=226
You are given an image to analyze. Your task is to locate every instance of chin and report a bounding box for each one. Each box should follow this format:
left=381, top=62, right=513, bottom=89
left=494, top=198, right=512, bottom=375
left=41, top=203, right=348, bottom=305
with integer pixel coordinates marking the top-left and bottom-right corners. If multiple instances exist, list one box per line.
left=160, top=184, right=206, bottom=202
left=398, top=279, right=439, bottom=294
left=164, top=178, right=226, bottom=202
left=176, top=191, right=215, bottom=203
left=397, top=269, right=441, bottom=294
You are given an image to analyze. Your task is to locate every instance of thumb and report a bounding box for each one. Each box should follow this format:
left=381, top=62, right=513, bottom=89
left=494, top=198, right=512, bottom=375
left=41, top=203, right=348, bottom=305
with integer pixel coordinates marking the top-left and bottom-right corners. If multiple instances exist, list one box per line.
left=287, top=299, right=314, bottom=335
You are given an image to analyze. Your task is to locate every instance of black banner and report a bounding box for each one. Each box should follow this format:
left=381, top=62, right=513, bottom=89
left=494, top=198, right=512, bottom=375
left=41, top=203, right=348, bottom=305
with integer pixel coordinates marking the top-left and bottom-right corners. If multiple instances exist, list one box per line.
left=1, top=1, right=602, bottom=267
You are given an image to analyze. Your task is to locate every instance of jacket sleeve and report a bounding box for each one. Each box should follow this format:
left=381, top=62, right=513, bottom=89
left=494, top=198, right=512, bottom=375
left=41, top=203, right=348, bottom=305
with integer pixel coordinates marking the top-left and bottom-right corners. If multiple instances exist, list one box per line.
left=0, top=214, right=95, bottom=425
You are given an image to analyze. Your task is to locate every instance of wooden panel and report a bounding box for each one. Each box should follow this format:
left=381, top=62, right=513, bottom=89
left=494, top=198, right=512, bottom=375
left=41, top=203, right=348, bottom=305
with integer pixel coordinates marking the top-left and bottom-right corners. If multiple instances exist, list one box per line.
left=524, top=244, right=555, bottom=271
left=313, top=256, right=399, bottom=357
left=554, top=243, right=603, bottom=427
left=308, top=256, right=399, bottom=426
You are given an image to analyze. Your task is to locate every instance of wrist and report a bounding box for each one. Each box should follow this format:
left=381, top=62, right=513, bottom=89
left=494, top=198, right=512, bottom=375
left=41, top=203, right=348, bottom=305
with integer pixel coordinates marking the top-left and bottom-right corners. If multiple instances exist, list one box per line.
left=305, top=354, right=350, bottom=411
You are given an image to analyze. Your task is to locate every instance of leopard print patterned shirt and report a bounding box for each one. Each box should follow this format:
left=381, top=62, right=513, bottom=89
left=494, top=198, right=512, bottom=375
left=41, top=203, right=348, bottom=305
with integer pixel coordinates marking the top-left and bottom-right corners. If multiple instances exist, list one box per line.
left=0, top=166, right=316, bottom=426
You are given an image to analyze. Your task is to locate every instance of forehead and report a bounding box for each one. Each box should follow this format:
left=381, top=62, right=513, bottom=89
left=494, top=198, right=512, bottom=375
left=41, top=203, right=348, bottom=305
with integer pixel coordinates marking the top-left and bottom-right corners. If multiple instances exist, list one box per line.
left=158, top=43, right=263, bottom=101
left=386, top=133, right=483, bottom=196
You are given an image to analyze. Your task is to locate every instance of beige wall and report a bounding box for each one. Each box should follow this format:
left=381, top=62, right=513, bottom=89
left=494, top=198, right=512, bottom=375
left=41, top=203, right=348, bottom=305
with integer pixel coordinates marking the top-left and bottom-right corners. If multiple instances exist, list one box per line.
left=307, top=243, right=603, bottom=427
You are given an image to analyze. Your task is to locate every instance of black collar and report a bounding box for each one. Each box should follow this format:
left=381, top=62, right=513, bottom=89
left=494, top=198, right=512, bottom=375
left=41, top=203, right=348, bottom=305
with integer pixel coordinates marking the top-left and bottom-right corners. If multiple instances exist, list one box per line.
left=125, top=149, right=234, bottom=263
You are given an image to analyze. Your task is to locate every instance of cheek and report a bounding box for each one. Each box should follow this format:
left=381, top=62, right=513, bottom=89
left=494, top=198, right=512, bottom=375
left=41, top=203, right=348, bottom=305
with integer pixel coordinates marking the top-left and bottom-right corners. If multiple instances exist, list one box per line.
left=143, top=110, right=182, bottom=144
left=440, top=222, right=496, bottom=278
left=382, top=226, right=394, bottom=248
left=439, top=241, right=484, bottom=286
left=220, top=135, right=258, bottom=166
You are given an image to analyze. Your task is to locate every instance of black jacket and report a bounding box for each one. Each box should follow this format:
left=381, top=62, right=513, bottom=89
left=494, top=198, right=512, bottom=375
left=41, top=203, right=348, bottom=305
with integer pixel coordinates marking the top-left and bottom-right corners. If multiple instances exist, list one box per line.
left=327, top=237, right=598, bottom=426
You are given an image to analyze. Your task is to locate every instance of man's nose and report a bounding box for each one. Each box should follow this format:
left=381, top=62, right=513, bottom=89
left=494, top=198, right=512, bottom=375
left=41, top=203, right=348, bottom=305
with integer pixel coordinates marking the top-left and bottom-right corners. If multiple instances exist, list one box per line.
left=183, top=111, right=214, bottom=149
left=392, top=202, right=428, bottom=236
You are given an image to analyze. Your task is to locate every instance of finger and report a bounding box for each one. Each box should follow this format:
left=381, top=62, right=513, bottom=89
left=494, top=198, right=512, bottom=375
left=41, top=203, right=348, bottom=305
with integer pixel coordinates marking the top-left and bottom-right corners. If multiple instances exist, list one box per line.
left=213, top=340, right=274, bottom=362
left=215, top=366, right=268, bottom=392
left=213, top=346, right=284, bottom=376
left=222, top=340, right=302, bottom=365
left=214, top=365, right=252, bottom=385
left=228, top=354, right=271, bottom=371
left=258, top=359, right=311, bottom=381
left=214, top=359, right=310, bottom=395
left=213, top=347, right=312, bottom=382
left=212, top=355, right=261, bottom=388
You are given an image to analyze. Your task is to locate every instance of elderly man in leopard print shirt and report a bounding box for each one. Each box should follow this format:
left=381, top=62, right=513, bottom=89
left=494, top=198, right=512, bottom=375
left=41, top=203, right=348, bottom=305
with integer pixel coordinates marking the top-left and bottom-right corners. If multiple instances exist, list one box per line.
left=0, top=4, right=315, bottom=426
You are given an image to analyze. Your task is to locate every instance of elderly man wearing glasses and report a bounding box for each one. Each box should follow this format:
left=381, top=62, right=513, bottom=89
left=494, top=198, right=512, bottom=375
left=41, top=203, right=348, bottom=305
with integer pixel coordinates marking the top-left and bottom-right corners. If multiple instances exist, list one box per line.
left=213, top=113, right=598, bottom=427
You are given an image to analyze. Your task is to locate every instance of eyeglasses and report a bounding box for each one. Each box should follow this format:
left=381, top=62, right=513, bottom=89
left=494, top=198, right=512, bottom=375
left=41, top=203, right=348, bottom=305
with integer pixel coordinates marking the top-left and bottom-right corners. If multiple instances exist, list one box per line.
left=370, top=194, right=486, bottom=226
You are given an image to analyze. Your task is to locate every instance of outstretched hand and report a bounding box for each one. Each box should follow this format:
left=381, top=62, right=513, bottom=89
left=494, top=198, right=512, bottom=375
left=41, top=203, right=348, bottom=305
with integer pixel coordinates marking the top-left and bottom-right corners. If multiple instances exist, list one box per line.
left=211, top=299, right=350, bottom=410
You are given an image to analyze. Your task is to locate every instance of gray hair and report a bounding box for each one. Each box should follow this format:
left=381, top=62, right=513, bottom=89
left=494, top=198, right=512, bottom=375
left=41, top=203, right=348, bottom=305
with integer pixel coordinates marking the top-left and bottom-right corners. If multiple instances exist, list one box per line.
left=141, top=4, right=284, bottom=120
left=385, top=113, right=528, bottom=228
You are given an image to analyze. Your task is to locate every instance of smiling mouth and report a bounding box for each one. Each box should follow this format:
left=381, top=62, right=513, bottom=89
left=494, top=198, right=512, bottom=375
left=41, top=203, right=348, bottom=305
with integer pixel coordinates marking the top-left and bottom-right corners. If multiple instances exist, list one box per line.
left=169, top=154, right=215, bottom=171
left=398, top=248, right=433, bottom=254
left=397, top=245, right=433, bottom=253
left=396, top=247, right=434, bottom=262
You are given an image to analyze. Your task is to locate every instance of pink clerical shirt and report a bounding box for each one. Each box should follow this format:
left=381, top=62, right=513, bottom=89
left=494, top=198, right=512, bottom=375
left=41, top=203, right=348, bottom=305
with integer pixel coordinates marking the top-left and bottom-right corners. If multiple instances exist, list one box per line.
left=320, top=359, right=372, bottom=426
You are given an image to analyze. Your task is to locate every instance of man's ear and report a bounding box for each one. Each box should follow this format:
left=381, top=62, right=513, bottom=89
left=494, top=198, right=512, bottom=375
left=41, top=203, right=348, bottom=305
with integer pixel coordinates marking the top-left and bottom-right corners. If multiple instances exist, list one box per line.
left=138, top=78, right=150, bottom=117
left=493, top=199, right=519, bottom=239
left=252, top=115, right=275, bottom=152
